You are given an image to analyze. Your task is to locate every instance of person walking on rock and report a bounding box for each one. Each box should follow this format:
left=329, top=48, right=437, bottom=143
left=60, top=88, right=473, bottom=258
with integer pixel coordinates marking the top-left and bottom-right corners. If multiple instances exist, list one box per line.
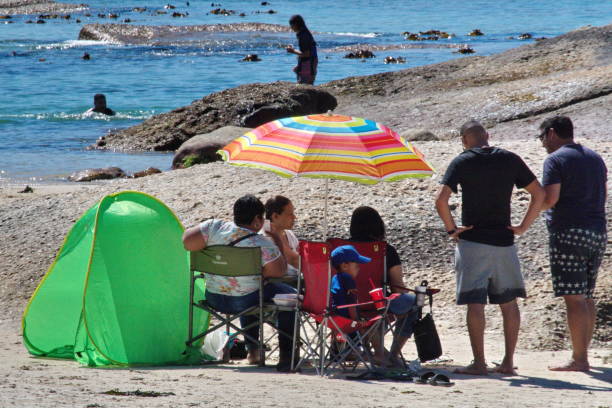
left=435, top=120, right=544, bottom=375
left=538, top=116, right=607, bottom=372
left=286, top=14, right=318, bottom=85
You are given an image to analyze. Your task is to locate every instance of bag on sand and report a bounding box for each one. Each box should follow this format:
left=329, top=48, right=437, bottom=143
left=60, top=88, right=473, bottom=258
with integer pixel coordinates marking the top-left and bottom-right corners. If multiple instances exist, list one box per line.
left=201, top=328, right=230, bottom=361
left=413, top=313, right=442, bottom=362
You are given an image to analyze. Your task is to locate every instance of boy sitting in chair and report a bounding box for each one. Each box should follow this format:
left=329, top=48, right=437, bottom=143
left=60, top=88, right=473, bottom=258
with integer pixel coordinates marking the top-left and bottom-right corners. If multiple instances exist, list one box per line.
left=330, top=245, right=387, bottom=366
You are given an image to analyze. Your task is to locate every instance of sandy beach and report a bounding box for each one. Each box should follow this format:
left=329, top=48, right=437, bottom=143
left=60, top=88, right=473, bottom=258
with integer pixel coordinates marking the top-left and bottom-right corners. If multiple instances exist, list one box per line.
left=0, top=318, right=610, bottom=408
left=1, top=137, right=610, bottom=407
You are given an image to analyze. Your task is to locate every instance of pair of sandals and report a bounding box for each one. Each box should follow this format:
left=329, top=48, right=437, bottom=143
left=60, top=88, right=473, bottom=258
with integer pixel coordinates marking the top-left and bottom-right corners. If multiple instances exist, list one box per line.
left=414, top=371, right=455, bottom=386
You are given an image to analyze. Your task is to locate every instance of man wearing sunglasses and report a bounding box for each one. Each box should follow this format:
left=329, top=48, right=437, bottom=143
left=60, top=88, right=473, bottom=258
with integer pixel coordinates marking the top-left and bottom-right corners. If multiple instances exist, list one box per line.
left=539, top=115, right=608, bottom=372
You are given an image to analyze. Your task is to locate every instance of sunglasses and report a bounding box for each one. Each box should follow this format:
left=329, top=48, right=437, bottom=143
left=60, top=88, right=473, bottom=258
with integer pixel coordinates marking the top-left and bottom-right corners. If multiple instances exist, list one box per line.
left=538, top=128, right=549, bottom=141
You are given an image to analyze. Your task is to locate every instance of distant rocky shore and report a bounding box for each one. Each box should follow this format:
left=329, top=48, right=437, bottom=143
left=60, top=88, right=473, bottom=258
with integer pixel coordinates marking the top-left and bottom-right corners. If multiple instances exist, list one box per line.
left=0, top=0, right=84, bottom=15
left=95, top=23, right=611, bottom=153
left=78, top=22, right=292, bottom=44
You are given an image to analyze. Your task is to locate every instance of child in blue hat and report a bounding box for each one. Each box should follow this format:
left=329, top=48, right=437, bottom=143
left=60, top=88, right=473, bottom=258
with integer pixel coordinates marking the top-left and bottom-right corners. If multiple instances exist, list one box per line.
left=330, top=245, right=387, bottom=365
left=330, top=245, right=371, bottom=320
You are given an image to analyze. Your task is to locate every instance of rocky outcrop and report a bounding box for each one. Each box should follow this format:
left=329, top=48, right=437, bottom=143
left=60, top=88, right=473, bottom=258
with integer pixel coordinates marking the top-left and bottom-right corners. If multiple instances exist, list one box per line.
left=0, top=0, right=84, bottom=15
left=100, top=24, right=610, bottom=153
left=172, top=125, right=250, bottom=168
left=78, top=22, right=291, bottom=44
left=324, top=24, right=612, bottom=140
left=67, top=166, right=126, bottom=182
left=131, top=167, right=162, bottom=178
left=97, top=82, right=337, bottom=151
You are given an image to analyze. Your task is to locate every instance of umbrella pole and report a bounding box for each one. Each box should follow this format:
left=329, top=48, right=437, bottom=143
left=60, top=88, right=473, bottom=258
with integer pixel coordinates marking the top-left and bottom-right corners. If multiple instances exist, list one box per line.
left=324, top=178, right=329, bottom=240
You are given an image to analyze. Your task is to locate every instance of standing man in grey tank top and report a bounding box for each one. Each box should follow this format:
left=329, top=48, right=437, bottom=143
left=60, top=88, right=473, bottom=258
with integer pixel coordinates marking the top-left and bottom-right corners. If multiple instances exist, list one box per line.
left=435, top=120, right=544, bottom=375
left=538, top=116, right=608, bottom=372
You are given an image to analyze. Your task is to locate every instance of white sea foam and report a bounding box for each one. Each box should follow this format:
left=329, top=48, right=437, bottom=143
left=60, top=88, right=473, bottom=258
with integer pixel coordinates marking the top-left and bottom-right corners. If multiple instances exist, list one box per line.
left=35, top=39, right=113, bottom=50
left=65, top=39, right=113, bottom=47
left=1, top=111, right=155, bottom=121
left=331, top=32, right=381, bottom=38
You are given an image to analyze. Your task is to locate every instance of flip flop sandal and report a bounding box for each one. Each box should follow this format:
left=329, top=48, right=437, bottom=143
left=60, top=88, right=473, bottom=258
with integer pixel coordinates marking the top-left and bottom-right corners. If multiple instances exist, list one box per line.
left=428, top=373, right=455, bottom=387
left=413, top=371, right=436, bottom=384
left=384, top=370, right=414, bottom=382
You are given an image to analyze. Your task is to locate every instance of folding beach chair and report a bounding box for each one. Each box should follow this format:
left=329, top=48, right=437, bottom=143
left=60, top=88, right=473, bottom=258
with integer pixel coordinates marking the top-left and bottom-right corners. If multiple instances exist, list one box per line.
left=326, top=239, right=387, bottom=306
left=292, top=240, right=395, bottom=375
left=187, top=246, right=291, bottom=366
left=326, top=239, right=392, bottom=364
left=326, top=239, right=441, bottom=367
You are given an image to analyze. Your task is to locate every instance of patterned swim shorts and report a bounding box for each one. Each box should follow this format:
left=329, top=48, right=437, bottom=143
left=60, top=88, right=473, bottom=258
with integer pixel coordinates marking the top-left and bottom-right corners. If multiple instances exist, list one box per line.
left=549, top=228, right=607, bottom=298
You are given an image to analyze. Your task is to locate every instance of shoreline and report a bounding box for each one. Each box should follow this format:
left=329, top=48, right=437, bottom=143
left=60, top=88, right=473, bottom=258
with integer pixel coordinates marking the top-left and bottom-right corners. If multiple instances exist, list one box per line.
left=1, top=23, right=610, bottom=183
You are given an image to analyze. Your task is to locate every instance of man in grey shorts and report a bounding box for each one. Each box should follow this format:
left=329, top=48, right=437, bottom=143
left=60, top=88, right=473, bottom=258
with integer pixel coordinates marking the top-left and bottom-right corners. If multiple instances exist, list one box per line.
left=435, top=120, right=544, bottom=375
left=539, top=116, right=607, bottom=372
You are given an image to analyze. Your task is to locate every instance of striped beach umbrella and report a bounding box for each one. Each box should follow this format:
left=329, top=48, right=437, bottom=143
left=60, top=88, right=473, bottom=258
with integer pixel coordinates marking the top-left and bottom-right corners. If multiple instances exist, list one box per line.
left=219, top=113, right=435, bottom=237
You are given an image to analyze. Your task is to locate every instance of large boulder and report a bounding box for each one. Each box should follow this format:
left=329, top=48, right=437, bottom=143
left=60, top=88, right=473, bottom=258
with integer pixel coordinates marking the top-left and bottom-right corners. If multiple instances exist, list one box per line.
left=172, top=125, right=250, bottom=169
left=97, top=82, right=337, bottom=152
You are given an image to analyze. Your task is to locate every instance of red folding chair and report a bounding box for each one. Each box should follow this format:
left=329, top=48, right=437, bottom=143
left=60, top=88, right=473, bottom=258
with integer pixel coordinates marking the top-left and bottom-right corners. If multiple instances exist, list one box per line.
left=326, top=239, right=387, bottom=306
left=328, top=238, right=445, bottom=367
left=292, top=240, right=396, bottom=375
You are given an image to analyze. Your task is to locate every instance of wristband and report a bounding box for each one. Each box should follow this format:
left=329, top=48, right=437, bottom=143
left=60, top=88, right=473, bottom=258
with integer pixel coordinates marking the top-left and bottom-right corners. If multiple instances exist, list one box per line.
left=447, top=229, right=457, bottom=235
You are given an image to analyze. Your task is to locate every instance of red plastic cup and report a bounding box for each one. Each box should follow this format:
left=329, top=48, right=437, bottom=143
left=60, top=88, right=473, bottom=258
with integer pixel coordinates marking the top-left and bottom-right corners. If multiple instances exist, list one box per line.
left=369, top=288, right=385, bottom=310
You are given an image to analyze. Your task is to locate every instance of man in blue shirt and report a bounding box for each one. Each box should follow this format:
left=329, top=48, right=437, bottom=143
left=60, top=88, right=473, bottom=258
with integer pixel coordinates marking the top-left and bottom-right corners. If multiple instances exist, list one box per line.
left=539, top=116, right=608, bottom=372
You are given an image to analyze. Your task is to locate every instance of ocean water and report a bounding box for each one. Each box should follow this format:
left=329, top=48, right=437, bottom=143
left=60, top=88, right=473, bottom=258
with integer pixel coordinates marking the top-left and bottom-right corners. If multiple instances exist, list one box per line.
left=1, top=0, right=610, bottom=183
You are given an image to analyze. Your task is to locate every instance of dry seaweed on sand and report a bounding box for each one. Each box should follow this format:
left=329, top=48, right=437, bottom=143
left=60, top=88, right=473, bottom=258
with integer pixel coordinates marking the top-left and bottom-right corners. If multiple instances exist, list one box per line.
left=101, top=389, right=175, bottom=397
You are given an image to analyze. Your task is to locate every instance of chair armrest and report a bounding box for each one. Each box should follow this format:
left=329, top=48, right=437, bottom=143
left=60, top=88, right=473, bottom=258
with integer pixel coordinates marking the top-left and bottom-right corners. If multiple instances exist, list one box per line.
left=390, top=284, right=440, bottom=295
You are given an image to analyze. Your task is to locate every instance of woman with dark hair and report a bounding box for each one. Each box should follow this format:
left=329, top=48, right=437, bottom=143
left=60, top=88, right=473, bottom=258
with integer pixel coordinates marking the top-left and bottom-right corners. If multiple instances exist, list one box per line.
left=350, top=206, right=420, bottom=365
left=263, top=195, right=299, bottom=276
left=182, top=195, right=297, bottom=371
left=286, top=14, right=318, bottom=85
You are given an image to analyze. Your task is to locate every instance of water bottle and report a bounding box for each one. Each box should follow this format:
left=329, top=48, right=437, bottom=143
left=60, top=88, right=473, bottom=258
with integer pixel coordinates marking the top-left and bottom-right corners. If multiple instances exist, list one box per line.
left=415, top=280, right=428, bottom=307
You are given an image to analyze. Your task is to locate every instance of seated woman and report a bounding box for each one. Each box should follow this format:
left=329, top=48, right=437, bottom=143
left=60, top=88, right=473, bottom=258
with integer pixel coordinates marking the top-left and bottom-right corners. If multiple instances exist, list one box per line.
left=349, top=206, right=420, bottom=366
left=263, top=195, right=299, bottom=276
left=182, top=195, right=297, bottom=371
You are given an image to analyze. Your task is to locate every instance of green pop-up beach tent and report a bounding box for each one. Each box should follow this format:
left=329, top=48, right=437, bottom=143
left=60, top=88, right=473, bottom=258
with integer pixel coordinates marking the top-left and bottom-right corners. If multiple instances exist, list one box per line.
left=22, top=191, right=208, bottom=367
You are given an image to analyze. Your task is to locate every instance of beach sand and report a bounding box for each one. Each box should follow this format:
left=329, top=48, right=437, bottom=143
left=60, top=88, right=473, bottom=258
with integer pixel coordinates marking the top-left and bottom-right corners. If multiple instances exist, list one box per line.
left=0, top=138, right=610, bottom=407
left=1, top=319, right=610, bottom=408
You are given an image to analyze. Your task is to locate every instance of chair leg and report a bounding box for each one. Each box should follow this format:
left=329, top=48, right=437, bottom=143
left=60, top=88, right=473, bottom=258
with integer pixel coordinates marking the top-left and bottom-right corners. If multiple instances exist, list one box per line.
left=259, top=284, right=265, bottom=367
left=291, top=308, right=300, bottom=372
left=187, top=273, right=195, bottom=345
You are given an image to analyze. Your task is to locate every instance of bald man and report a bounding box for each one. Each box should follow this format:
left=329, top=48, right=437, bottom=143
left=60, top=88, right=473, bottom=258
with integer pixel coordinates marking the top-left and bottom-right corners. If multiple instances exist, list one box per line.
left=435, top=120, right=544, bottom=375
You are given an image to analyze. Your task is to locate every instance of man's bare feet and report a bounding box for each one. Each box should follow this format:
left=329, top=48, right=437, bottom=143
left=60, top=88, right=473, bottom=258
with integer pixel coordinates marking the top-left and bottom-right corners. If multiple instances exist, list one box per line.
left=548, top=360, right=590, bottom=372
left=492, top=364, right=517, bottom=375
left=453, top=362, right=488, bottom=376
left=490, top=359, right=518, bottom=375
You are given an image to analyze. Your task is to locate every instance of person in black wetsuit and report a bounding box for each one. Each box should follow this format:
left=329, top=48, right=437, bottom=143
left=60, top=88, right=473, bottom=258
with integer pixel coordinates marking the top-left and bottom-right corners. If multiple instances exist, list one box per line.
left=85, top=94, right=115, bottom=116
left=286, top=14, right=318, bottom=85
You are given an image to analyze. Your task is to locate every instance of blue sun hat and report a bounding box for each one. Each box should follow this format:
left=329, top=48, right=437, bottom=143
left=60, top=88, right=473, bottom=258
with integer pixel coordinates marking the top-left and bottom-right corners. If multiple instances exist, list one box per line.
left=331, top=245, right=371, bottom=266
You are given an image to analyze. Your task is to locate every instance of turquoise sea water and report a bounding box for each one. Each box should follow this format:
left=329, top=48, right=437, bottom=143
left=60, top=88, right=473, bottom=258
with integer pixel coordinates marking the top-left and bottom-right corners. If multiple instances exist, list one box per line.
left=1, top=0, right=610, bottom=183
